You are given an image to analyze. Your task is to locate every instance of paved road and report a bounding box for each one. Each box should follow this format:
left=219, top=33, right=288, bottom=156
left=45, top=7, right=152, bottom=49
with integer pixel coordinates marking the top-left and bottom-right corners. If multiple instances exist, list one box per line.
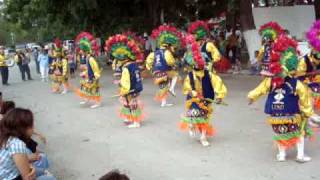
left=2, top=63, right=320, bottom=180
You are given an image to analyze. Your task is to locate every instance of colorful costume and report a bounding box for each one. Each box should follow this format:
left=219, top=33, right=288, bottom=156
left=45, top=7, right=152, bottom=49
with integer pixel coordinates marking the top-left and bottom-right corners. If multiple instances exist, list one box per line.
left=188, top=20, right=222, bottom=72
left=105, top=34, right=144, bottom=128
left=257, top=22, right=284, bottom=76
left=49, top=39, right=69, bottom=93
left=75, top=32, right=102, bottom=108
left=296, top=20, right=320, bottom=110
left=146, top=25, right=184, bottom=106
left=248, top=35, right=315, bottom=162
left=179, top=34, right=227, bottom=147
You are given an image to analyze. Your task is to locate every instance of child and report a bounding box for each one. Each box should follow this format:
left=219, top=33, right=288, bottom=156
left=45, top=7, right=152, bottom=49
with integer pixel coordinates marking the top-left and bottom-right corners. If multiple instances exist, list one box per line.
left=250, top=50, right=260, bottom=75
left=146, top=25, right=184, bottom=107
left=248, top=35, right=315, bottom=162
left=105, top=34, right=145, bottom=128
left=75, top=32, right=102, bottom=109
left=179, top=35, right=227, bottom=147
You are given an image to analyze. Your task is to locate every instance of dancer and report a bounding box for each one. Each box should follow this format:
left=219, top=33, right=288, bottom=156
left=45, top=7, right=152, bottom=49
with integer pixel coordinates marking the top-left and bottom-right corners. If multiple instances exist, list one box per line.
left=179, top=35, right=227, bottom=147
left=257, top=22, right=284, bottom=76
left=187, top=20, right=221, bottom=71
left=248, top=35, right=315, bottom=162
left=106, top=34, right=144, bottom=128
left=296, top=20, right=320, bottom=112
left=49, top=39, right=69, bottom=94
left=75, top=32, right=101, bottom=108
left=146, top=25, right=184, bottom=107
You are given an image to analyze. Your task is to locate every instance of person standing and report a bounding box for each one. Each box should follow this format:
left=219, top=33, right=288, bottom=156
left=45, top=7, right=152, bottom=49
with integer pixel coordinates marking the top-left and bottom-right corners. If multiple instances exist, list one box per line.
left=0, top=46, right=9, bottom=86
left=15, top=50, right=33, bottom=81
left=33, top=47, right=40, bottom=74
left=38, top=48, right=50, bottom=82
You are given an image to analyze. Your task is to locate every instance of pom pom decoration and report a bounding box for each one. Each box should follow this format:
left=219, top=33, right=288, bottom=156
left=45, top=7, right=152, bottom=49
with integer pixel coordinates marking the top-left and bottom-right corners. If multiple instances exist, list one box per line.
left=187, top=20, right=210, bottom=40
left=54, top=38, right=62, bottom=49
left=123, top=31, right=146, bottom=49
left=259, top=22, right=284, bottom=41
left=184, top=34, right=205, bottom=69
left=269, top=34, right=299, bottom=87
left=75, top=32, right=100, bottom=56
left=105, top=34, right=144, bottom=62
left=151, top=25, right=185, bottom=49
left=306, top=20, right=320, bottom=52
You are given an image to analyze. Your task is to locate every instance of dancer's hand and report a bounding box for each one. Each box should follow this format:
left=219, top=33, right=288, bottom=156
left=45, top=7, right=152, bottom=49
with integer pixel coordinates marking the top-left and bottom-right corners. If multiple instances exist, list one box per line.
left=215, top=98, right=222, bottom=104
left=191, top=91, right=197, bottom=97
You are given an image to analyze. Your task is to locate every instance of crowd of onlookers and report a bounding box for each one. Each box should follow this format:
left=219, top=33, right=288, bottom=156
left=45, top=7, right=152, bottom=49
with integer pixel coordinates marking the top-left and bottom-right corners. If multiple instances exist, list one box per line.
left=0, top=92, right=132, bottom=180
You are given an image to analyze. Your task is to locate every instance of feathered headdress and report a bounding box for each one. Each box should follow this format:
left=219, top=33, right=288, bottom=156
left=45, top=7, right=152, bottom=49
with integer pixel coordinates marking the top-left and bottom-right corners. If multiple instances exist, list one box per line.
left=105, top=34, right=143, bottom=62
left=187, top=20, right=210, bottom=40
left=54, top=38, right=63, bottom=57
left=306, top=20, right=320, bottom=52
left=184, top=34, right=205, bottom=69
left=151, top=25, right=185, bottom=48
left=269, top=35, right=299, bottom=87
left=259, top=22, right=284, bottom=41
left=75, top=32, right=100, bottom=56
left=123, top=31, right=146, bottom=49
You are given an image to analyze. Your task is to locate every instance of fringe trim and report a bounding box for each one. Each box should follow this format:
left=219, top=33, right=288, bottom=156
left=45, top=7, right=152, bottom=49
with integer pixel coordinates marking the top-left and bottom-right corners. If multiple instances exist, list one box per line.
left=179, top=122, right=215, bottom=136
left=118, top=107, right=144, bottom=122
left=76, top=89, right=101, bottom=102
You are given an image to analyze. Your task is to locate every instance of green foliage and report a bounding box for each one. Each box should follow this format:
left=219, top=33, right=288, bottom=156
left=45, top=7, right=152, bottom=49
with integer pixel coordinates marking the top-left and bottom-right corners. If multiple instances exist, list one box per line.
left=2, top=0, right=230, bottom=43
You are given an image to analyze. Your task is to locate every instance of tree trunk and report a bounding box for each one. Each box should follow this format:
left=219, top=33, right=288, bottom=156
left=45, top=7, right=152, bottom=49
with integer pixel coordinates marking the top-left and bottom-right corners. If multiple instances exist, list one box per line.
left=315, top=0, right=320, bottom=20
left=239, top=0, right=256, bottom=31
left=239, top=0, right=259, bottom=65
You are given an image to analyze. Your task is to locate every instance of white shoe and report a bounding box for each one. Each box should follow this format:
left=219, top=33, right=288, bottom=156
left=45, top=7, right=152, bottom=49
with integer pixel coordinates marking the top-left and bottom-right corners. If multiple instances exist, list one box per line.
left=90, top=104, right=101, bottom=109
left=80, top=101, right=88, bottom=105
left=276, top=154, right=286, bottom=162
left=161, top=103, right=174, bottom=107
left=61, top=90, right=68, bottom=94
left=189, top=130, right=196, bottom=138
left=128, top=122, right=141, bottom=128
left=200, top=138, right=210, bottom=147
left=296, top=155, right=311, bottom=163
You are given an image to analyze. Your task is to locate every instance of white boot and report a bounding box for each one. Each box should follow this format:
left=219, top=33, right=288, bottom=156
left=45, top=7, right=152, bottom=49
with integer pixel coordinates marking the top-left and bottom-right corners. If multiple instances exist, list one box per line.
left=296, top=137, right=311, bottom=163
left=169, top=76, right=178, bottom=97
left=90, top=103, right=101, bottom=109
left=61, top=84, right=68, bottom=94
left=276, top=145, right=286, bottom=162
left=128, top=122, right=141, bottom=128
left=200, top=131, right=210, bottom=147
left=160, top=99, right=173, bottom=107
left=188, top=124, right=196, bottom=138
left=80, top=100, right=89, bottom=105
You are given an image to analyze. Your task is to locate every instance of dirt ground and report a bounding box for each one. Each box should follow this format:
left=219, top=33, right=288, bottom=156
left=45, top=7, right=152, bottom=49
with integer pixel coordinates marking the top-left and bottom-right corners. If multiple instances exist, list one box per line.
left=2, top=63, right=320, bottom=180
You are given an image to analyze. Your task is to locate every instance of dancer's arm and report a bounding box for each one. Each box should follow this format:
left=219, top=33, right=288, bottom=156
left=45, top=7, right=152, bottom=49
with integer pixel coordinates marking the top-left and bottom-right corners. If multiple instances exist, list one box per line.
left=119, top=67, right=131, bottom=96
left=206, top=42, right=221, bottom=63
left=146, top=52, right=154, bottom=71
left=296, top=81, right=314, bottom=117
left=248, top=77, right=271, bottom=103
left=211, top=73, right=227, bottom=99
left=296, top=58, right=307, bottom=77
left=89, top=57, right=101, bottom=79
left=164, top=50, right=175, bottom=66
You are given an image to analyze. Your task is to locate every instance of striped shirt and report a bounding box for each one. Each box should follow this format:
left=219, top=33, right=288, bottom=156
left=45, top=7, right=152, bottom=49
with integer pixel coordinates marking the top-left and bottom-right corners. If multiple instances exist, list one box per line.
left=0, top=137, right=28, bottom=180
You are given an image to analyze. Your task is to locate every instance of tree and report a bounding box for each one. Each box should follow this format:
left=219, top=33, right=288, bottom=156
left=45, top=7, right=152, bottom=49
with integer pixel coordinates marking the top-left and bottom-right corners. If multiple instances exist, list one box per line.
left=315, top=0, right=320, bottom=20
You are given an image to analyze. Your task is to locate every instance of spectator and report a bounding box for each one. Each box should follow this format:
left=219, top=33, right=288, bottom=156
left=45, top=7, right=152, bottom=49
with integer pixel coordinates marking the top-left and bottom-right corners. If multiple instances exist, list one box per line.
left=226, top=29, right=239, bottom=65
left=0, top=108, right=55, bottom=180
left=250, top=50, right=260, bottom=75
left=217, top=32, right=227, bottom=56
left=0, top=46, right=9, bottom=86
left=38, top=48, right=50, bottom=82
left=66, top=50, right=76, bottom=78
left=15, top=50, right=33, bottom=81
left=99, top=170, right=129, bottom=180
left=33, top=48, right=40, bottom=74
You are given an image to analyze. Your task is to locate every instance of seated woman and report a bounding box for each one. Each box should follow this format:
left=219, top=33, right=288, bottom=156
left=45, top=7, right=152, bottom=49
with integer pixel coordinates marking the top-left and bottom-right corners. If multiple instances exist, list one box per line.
left=0, top=108, right=56, bottom=180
